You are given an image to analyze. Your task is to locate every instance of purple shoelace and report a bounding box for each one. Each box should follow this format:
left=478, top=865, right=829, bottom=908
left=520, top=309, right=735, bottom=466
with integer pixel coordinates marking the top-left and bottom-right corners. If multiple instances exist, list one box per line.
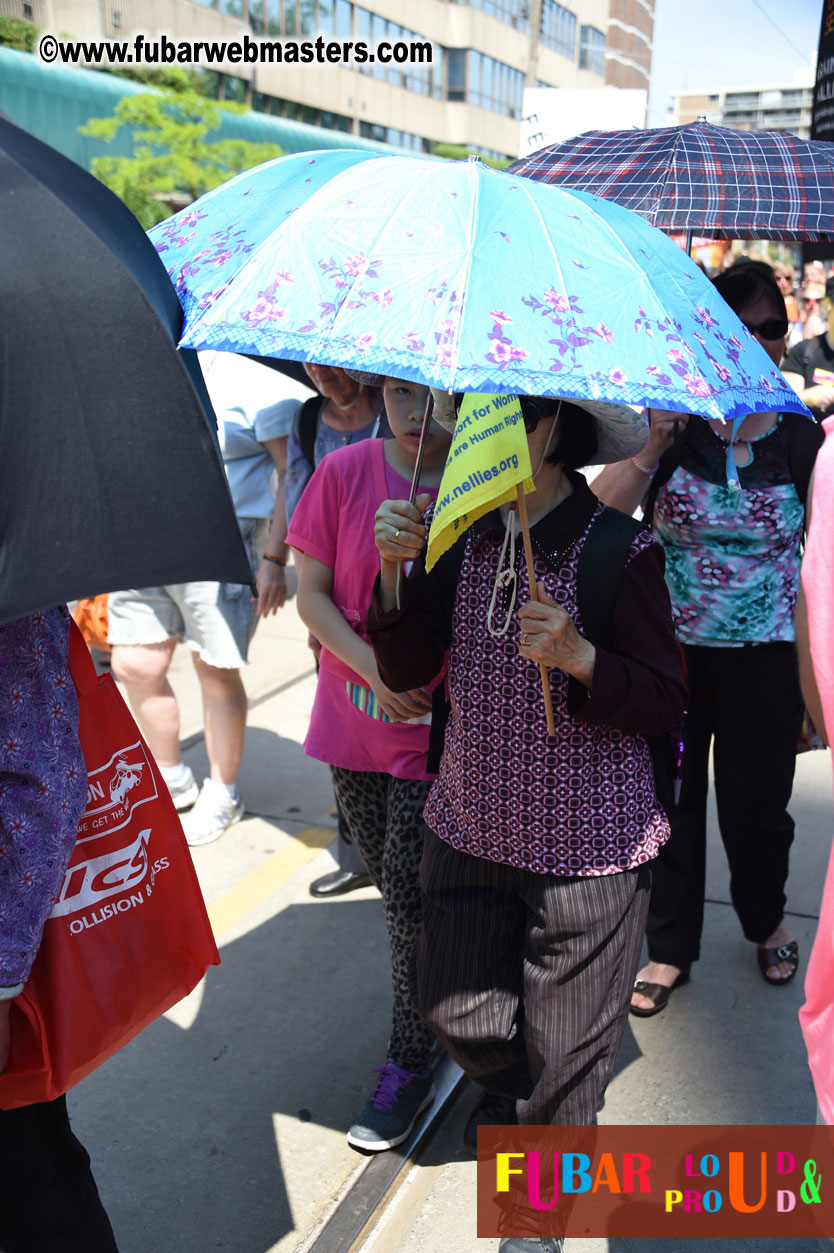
left=369, top=1061, right=420, bottom=1110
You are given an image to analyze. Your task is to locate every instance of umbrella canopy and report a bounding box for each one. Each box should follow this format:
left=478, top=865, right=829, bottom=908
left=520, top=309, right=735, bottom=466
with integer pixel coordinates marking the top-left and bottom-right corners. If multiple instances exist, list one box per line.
left=151, top=149, right=810, bottom=424
left=0, top=116, right=252, bottom=627
left=507, top=120, right=834, bottom=242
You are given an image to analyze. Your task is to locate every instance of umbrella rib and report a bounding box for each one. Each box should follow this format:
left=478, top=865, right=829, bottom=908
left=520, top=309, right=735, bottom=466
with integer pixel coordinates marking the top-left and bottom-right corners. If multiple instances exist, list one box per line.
left=514, top=178, right=663, bottom=403
left=449, top=161, right=481, bottom=392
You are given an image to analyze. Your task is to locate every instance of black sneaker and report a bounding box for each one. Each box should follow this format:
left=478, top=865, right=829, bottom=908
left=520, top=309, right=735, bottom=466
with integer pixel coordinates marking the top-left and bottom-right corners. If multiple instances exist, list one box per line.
left=498, top=1240, right=563, bottom=1252
left=347, top=1062, right=435, bottom=1152
left=463, top=1090, right=517, bottom=1155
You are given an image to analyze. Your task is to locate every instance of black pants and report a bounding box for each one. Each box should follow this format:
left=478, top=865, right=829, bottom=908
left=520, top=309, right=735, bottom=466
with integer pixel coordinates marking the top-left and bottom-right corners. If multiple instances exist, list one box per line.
left=0, top=1096, right=118, bottom=1253
left=416, top=829, right=650, bottom=1125
left=647, top=641, right=803, bottom=968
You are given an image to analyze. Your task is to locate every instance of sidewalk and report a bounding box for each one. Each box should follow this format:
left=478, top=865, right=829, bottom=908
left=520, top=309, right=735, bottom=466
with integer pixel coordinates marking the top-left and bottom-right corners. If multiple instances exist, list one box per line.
left=71, top=586, right=834, bottom=1253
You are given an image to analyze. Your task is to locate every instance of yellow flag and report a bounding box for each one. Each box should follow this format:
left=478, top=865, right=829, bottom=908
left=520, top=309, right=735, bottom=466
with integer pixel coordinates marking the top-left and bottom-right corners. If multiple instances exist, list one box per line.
left=425, top=392, right=534, bottom=572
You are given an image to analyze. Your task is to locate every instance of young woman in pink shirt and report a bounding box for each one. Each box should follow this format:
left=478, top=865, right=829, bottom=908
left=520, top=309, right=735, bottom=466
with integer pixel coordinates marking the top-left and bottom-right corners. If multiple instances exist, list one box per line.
left=287, top=374, right=451, bottom=1154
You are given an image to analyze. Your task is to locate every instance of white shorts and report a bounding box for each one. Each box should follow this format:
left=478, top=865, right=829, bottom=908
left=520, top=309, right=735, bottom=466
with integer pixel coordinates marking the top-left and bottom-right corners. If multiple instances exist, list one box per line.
left=107, top=518, right=269, bottom=669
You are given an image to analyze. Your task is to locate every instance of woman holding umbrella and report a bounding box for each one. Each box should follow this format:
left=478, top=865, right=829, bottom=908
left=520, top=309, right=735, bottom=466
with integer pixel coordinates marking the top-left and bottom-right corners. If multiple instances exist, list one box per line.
left=366, top=396, right=686, bottom=1245
left=592, top=266, right=824, bottom=1015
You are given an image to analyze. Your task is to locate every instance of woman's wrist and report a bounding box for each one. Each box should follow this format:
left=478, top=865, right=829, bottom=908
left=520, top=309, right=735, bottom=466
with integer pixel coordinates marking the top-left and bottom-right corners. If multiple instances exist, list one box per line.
left=631, top=453, right=659, bottom=476
left=262, top=551, right=287, bottom=566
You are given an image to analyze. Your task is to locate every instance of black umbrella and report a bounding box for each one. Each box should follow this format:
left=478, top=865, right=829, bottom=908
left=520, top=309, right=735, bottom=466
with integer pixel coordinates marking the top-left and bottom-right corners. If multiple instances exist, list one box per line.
left=0, top=116, right=252, bottom=627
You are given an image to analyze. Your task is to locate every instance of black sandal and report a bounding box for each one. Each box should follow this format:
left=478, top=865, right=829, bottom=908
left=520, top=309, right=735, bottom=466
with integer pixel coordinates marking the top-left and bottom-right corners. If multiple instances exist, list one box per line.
left=756, top=939, right=799, bottom=985
left=630, top=966, right=691, bottom=1018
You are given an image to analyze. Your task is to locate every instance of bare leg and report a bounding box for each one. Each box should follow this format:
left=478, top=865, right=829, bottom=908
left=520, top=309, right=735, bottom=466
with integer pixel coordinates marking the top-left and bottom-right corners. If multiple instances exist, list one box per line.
left=110, top=640, right=180, bottom=766
left=191, top=654, right=247, bottom=785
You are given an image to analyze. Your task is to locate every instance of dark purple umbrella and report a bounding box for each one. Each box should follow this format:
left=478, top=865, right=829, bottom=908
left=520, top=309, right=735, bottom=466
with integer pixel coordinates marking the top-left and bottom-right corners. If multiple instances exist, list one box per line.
left=508, top=119, right=834, bottom=242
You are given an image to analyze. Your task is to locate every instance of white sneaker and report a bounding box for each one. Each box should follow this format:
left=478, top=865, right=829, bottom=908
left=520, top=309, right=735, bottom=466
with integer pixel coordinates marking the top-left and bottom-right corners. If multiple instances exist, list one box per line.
left=182, top=779, right=244, bottom=847
left=166, top=765, right=199, bottom=812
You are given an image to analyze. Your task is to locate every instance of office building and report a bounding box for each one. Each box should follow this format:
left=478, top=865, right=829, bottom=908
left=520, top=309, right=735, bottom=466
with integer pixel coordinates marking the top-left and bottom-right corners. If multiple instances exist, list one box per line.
left=2, top=0, right=654, bottom=158
left=671, top=76, right=814, bottom=139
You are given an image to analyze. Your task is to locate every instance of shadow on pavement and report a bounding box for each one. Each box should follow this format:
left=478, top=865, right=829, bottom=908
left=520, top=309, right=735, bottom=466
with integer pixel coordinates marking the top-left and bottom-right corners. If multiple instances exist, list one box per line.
left=71, top=895, right=392, bottom=1253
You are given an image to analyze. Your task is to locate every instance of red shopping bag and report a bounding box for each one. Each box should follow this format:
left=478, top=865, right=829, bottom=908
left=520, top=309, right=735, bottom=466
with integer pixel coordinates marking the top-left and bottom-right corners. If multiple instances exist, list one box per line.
left=0, top=621, right=220, bottom=1109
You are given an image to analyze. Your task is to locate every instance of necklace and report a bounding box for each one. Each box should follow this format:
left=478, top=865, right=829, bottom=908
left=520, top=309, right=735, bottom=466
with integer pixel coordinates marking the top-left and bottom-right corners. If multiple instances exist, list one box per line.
left=713, top=415, right=780, bottom=446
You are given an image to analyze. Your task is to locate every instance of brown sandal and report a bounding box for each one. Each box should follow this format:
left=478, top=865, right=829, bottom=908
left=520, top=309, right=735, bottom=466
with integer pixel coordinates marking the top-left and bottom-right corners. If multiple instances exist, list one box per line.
left=630, top=967, right=690, bottom=1018
left=756, top=940, right=799, bottom=985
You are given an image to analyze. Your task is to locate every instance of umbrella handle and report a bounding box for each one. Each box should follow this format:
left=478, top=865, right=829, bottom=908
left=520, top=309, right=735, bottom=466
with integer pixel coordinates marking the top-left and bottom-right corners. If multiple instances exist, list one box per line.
left=516, top=486, right=556, bottom=737
left=408, top=390, right=435, bottom=505
left=392, top=389, right=437, bottom=610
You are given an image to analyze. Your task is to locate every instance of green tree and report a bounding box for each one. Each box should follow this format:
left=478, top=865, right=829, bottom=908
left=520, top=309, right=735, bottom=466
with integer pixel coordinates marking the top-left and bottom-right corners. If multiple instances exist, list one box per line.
left=434, top=143, right=512, bottom=171
left=81, top=89, right=282, bottom=228
left=0, top=15, right=38, bottom=52
left=102, top=65, right=212, bottom=94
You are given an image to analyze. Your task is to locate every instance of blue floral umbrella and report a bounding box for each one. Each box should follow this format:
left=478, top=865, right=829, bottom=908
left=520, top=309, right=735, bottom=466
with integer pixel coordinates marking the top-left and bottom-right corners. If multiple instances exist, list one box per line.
left=151, top=150, right=810, bottom=426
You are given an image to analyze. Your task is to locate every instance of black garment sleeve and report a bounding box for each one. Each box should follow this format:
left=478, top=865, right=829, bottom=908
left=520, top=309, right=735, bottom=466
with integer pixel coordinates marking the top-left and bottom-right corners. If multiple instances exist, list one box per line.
left=568, top=540, right=688, bottom=736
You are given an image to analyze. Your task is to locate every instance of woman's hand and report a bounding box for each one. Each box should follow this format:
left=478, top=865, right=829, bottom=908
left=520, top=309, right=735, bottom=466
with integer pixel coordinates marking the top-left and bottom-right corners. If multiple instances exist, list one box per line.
left=255, top=557, right=287, bottom=616
left=802, top=383, right=834, bottom=412
left=642, top=409, right=689, bottom=461
left=374, top=495, right=433, bottom=563
left=518, top=582, right=596, bottom=688
left=369, top=675, right=433, bottom=722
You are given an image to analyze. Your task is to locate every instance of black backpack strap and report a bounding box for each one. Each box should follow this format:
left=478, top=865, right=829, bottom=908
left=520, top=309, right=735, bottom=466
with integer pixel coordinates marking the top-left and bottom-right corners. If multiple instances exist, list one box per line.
left=577, top=506, right=682, bottom=812
left=295, top=395, right=323, bottom=473
left=576, top=507, right=646, bottom=646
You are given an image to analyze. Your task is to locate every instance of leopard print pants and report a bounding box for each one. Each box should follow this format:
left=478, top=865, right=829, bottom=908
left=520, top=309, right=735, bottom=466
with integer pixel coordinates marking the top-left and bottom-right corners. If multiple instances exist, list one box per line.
left=330, top=766, right=434, bottom=1074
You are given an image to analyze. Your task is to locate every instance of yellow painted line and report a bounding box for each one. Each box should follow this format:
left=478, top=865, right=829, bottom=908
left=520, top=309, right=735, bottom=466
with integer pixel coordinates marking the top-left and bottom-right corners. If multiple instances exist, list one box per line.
left=208, top=826, right=335, bottom=940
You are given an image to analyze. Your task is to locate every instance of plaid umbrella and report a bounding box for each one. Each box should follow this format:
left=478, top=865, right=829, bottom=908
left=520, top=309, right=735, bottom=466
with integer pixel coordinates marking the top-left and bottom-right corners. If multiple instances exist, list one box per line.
left=508, top=119, right=834, bottom=242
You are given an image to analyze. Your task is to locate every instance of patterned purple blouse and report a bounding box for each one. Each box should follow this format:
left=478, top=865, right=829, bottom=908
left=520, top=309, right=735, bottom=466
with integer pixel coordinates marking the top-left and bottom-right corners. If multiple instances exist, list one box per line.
left=368, top=477, right=687, bottom=877
left=0, top=608, right=87, bottom=988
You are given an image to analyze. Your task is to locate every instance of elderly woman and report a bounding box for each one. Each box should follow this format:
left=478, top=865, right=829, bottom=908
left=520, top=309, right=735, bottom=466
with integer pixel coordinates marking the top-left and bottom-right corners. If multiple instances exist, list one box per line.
left=366, top=395, right=686, bottom=1245
left=593, top=266, right=824, bottom=1015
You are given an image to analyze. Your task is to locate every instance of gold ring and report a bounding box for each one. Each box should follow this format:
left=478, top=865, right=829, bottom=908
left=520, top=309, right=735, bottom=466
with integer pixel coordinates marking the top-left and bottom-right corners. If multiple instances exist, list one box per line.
left=521, top=632, right=530, bottom=646
left=394, top=528, right=401, bottom=543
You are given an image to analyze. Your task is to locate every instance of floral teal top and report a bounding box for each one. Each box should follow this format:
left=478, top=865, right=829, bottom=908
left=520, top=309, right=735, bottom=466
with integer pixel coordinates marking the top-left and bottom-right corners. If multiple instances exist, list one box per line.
left=653, top=416, right=804, bottom=646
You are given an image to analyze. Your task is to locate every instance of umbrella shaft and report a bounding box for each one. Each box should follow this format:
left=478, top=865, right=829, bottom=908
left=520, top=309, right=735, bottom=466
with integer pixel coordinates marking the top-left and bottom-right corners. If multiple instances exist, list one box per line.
left=409, top=391, right=436, bottom=505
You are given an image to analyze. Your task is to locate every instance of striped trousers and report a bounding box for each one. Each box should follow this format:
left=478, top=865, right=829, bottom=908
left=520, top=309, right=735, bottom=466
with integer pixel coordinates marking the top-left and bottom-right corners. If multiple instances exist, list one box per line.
left=416, top=829, right=650, bottom=1125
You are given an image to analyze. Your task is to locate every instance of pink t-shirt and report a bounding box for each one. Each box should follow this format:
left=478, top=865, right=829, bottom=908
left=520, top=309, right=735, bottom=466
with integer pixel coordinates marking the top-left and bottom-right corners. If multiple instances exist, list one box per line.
left=287, top=440, right=440, bottom=780
left=799, top=416, right=834, bottom=1123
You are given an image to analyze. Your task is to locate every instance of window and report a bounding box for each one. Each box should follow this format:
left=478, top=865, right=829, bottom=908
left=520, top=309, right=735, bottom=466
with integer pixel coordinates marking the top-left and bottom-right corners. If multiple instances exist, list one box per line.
left=282, top=0, right=315, bottom=36
left=578, top=24, right=604, bottom=75
left=249, top=0, right=264, bottom=33
left=453, top=51, right=522, bottom=118
left=355, top=6, right=371, bottom=71
left=360, top=122, right=427, bottom=150
left=335, top=0, right=352, bottom=37
left=540, top=1, right=576, bottom=59
left=447, top=48, right=466, bottom=101
left=317, top=0, right=334, bottom=35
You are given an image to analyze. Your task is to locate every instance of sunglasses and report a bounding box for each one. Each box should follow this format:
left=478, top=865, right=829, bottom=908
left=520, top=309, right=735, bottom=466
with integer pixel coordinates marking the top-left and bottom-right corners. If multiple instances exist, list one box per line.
left=741, top=317, right=788, bottom=341
left=520, top=397, right=561, bottom=432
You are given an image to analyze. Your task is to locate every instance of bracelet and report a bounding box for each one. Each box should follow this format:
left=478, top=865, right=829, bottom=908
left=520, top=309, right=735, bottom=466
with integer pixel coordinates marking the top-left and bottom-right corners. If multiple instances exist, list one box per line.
left=262, top=552, right=287, bottom=566
left=631, top=455, right=659, bottom=476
